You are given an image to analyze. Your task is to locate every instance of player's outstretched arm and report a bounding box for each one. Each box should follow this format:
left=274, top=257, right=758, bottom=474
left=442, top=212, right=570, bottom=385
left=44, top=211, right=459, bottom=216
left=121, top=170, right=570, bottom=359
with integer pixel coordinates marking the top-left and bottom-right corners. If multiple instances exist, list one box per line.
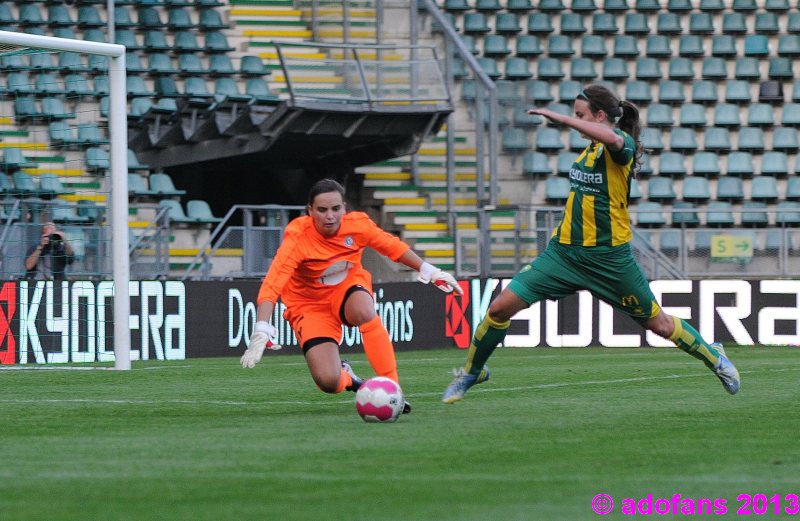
left=241, top=320, right=282, bottom=368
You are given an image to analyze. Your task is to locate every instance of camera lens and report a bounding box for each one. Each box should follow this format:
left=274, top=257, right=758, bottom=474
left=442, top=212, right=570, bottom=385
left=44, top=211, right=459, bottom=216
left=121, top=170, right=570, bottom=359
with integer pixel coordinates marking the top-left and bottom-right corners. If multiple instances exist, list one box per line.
left=50, top=234, right=60, bottom=243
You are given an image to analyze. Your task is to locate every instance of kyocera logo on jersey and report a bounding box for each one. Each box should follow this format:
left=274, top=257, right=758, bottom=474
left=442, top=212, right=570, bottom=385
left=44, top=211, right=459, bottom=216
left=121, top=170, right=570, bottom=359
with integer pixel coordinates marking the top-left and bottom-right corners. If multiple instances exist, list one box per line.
left=0, top=282, right=16, bottom=364
left=444, top=281, right=471, bottom=348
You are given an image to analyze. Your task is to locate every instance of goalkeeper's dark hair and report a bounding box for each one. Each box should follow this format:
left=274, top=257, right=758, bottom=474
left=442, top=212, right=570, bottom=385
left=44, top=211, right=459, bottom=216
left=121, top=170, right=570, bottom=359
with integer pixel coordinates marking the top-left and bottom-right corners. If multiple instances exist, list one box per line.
left=576, top=83, right=643, bottom=176
left=308, top=178, right=346, bottom=206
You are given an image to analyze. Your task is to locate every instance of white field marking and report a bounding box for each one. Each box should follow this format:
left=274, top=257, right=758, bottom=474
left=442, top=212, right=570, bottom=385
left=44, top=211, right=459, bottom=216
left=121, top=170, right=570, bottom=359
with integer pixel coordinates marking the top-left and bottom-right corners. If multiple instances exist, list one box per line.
left=0, top=365, right=194, bottom=372
left=2, top=367, right=796, bottom=408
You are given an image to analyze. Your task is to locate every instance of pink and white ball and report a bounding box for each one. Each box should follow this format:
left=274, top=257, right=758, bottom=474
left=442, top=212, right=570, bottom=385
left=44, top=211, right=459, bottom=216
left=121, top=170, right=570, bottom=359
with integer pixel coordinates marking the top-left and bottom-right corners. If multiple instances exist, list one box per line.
left=355, top=377, right=405, bottom=423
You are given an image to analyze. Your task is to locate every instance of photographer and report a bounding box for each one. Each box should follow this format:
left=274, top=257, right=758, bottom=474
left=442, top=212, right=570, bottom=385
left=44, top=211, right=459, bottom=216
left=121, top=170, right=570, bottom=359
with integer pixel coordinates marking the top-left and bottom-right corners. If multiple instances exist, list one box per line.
left=25, top=221, right=74, bottom=280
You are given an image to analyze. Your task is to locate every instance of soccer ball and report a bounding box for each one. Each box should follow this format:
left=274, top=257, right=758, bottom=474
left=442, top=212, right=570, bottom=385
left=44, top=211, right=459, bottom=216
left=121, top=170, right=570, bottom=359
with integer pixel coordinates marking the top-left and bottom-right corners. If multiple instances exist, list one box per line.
left=355, top=377, right=404, bottom=423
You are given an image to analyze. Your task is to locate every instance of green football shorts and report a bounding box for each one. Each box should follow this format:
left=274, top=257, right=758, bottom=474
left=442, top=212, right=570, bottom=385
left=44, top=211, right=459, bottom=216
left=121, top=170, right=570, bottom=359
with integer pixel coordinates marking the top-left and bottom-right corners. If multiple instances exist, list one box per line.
left=507, top=239, right=661, bottom=324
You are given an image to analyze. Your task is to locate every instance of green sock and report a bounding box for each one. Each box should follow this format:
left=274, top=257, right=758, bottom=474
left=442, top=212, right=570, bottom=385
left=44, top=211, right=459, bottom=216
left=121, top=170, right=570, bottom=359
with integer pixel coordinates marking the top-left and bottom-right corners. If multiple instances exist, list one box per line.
left=464, top=314, right=511, bottom=376
left=669, top=316, right=721, bottom=370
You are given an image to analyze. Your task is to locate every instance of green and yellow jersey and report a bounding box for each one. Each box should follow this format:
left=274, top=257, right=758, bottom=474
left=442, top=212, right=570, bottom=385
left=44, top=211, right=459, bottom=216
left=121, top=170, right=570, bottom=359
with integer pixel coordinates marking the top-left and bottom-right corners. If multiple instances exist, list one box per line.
left=552, top=129, right=636, bottom=247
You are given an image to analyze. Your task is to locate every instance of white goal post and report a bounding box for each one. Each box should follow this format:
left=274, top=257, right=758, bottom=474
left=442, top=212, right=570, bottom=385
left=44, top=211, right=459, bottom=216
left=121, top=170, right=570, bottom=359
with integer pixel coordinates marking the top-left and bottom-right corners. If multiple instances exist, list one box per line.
left=0, top=30, right=130, bottom=370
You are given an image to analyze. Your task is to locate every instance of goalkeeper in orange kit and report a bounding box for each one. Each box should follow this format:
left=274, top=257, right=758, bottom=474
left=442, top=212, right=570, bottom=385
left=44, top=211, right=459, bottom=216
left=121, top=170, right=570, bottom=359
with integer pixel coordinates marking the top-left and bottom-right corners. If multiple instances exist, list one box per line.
left=241, top=178, right=462, bottom=413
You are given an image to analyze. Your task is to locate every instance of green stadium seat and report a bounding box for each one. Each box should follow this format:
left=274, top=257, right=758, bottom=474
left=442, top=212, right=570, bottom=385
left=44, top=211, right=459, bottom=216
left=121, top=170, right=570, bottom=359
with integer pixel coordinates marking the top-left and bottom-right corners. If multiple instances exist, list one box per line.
left=178, top=54, right=206, bottom=75
left=613, top=35, right=639, bottom=57
left=646, top=35, right=672, bottom=57
left=726, top=151, right=755, bottom=177
left=456, top=35, right=479, bottom=55
left=35, top=73, right=63, bottom=96
left=768, top=58, right=794, bottom=79
left=527, top=13, right=553, bottom=34
left=714, top=103, right=741, bottom=127
left=602, top=57, right=629, bottom=80
left=641, top=127, right=664, bottom=152
left=12, top=172, right=46, bottom=198
left=722, top=12, right=747, bottom=34
left=85, top=147, right=110, bottom=173
left=13, top=97, right=42, bottom=123
left=138, top=7, right=166, bottom=28
left=646, top=103, right=674, bottom=127
left=167, top=8, right=197, bottom=29
left=505, top=57, right=533, bottom=79
left=522, top=151, right=552, bottom=176
left=539, top=0, right=566, bottom=11
left=658, top=80, right=684, bottom=104
left=150, top=173, right=187, bottom=197
left=755, top=12, right=780, bottom=34
left=647, top=176, right=676, bottom=202
left=199, top=9, right=227, bottom=30
left=781, top=103, right=800, bottom=126
left=82, top=28, right=106, bottom=43
left=760, top=151, right=789, bottom=177
left=737, top=128, right=765, bottom=153
left=431, top=13, right=458, bottom=33
left=77, top=123, right=109, bottom=146
left=635, top=58, right=662, bottom=80
left=464, top=13, right=490, bottom=33
left=786, top=177, right=800, bottom=200
left=48, top=5, right=76, bottom=26
left=126, top=76, right=155, bottom=97
left=245, top=78, right=279, bottom=103
left=716, top=177, right=744, bottom=202
left=39, top=173, right=74, bottom=199
left=556, top=149, right=576, bottom=175
left=147, top=53, right=177, bottom=75
left=741, top=201, right=769, bottom=227
left=744, top=34, right=770, bottom=56
left=670, top=127, right=697, bottom=152
left=724, top=80, right=751, bottom=103
left=560, top=13, right=586, bottom=34
left=765, top=0, right=790, bottom=10
left=0, top=174, right=17, bottom=197
left=747, top=103, right=775, bottom=127
left=711, top=35, right=737, bottom=57
left=477, top=57, right=501, bottom=79
left=114, top=7, right=136, bottom=28
left=682, top=176, right=711, bottom=202
left=778, top=34, right=800, bottom=56
left=144, top=30, right=172, bottom=52
left=476, top=0, right=503, bottom=11
left=184, top=77, right=213, bottom=99
left=496, top=80, right=519, bottom=105
left=624, top=13, right=650, bottom=34
left=214, top=77, right=251, bottom=103
left=569, top=129, right=589, bottom=151
left=581, top=35, right=607, bottom=56
left=692, top=152, right=721, bottom=177
left=604, top=0, right=629, bottom=11
left=705, top=127, right=731, bottom=152
left=701, top=57, right=728, bottom=80
left=751, top=176, right=779, bottom=203
left=525, top=80, right=553, bottom=103
left=733, top=0, right=757, bottom=11
left=668, top=57, right=695, bottom=80
left=516, top=35, right=542, bottom=56
left=208, top=55, right=235, bottom=76
left=154, top=76, right=182, bottom=98
left=572, top=0, right=598, bottom=11
left=592, top=13, right=618, bottom=34
left=545, top=176, right=571, bottom=204
left=772, top=127, right=799, bottom=152
left=537, top=58, right=565, bottom=79
left=173, top=31, right=203, bottom=53
left=635, top=0, right=660, bottom=11
left=570, top=58, right=597, bottom=80
left=128, top=149, right=150, bottom=172
left=535, top=127, right=564, bottom=151
left=657, top=12, right=682, bottom=34
left=513, top=103, right=543, bottom=127
left=444, top=0, right=470, bottom=10
left=29, top=53, right=57, bottom=72
left=547, top=35, right=575, bottom=56
left=41, top=97, right=75, bottom=120
left=115, top=30, right=142, bottom=51
left=502, top=127, right=530, bottom=154
left=461, top=80, right=477, bottom=102
left=668, top=0, right=693, bottom=10
left=19, top=5, right=46, bottom=26
left=484, top=34, right=511, bottom=56
left=776, top=201, right=800, bottom=227
left=658, top=151, right=687, bottom=177
left=625, top=80, right=652, bottom=104
left=186, top=200, right=223, bottom=224
left=679, top=103, right=707, bottom=127
left=679, top=35, right=705, bottom=57
left=689, top=12, right=715, bottom=34
left=706, top=201, right=736, bottom=227
left=159, top=200, right=195, bottom=225
left=508, top=0, right=534, bottom=11
left=2, top=148, right=37, bottom=172
left=494, top=13, right=524, bottom=35
left=0, top=4, right=13, bottom=25
left=635, top=201, right=666, bottom=227
left=691, top=81, right=717, bottom=104
left=126, top=53, right=147, bottom=74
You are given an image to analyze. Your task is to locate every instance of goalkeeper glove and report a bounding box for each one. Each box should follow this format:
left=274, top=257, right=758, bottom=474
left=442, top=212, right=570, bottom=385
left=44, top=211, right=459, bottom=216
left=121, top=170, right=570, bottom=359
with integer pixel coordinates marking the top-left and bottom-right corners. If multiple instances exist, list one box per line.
left=417, top=262, right=463, bottom=295
left=241, top=321, right=281, bottom=368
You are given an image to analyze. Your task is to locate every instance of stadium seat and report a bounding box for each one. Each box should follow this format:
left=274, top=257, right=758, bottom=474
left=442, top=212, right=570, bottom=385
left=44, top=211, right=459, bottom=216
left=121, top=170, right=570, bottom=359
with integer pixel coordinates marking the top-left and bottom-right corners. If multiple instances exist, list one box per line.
left=592, top=13, right=618, bottom=34
left=646, top=103, right=674, bottom=127
left=706, top=201, right=736, bottom=227
left=751, top=176, right=779, bottom=203
left=755, top=12, right=780, bottom=33
left=744, top=34, right=770, bottom=56
left=625, top=80, right=652, bottom=104
left=186, top=200, right=223, bottom=223
left=613, top=35, right=640, bottom=57
left=198, top=9, right=227, bottom=30
left=115, top=30, right=142, bottom=51
left=726, top=151, right=755, bottom=177
left=602, top=58, right=629, bottom=80
left=2, top=148, right=37, bottom=172
left=19, top=5, right=46, bottom=26
left=82, top=28, right=106, bottom=43
left=527, top=13, right=553, bottom=34
left=154, top=76, right=182, bottom=98
left=569, top=129, right=589, bottom=151
left=464, top=13, right=490, bottom=34
left=717, top=176, right=745, bottom=202
left=641, top=127, right=664, bottom=152
left=475, top=0, right=502, bottom=11
left=679, top=35, right=705, bottom=57
left=516, top=35, right=543, bottom=56
left=638, top=153, right=653, bottom=177
left=635, top=201, right=666, bottom=227
left=214, top=78, right=250, bottom=103
left=41, top=97, right=75, bottom=120
left=737, top=128, right=765, bottom=152
left=722, top=12, right=747, bottom=34
left=39, top=173, right=74, bottom=199
left=150, top=173, right=187, bottom=197
left=682, top=176, right=711, bottom=202
left=558, top=80, right=581, bottom=102
left=245, top=78, right=279, bottom=103
left=85, top=148, right=110, bottom=173
left=114, top=7, right=136, bottom=28
left=671, top=200, right=701, bottom=228
left=658, top=80, right=685, bottom=104
left=77, top=123, right=109, bottom=146
left=525, top=80, right=553, bottom=103
left=629, top=178, right=642, bottom=202
left=512, top=103, right=542, bottom=127
left=658, top=151, right=687, bottom=177
left=477, top=57, right=501, bottom=79
left=138, top=7, right=166, bottom=28
left=559, top=151, right=577, bottom=175
left=547, top=35, right=575, bottom=56
left=507, top=0, right=534, bottom=11
left=505, top=57, right=533, bottom=79
left=544, top=176, right=571, bottom=204
left=167, top=8, right=197, bottom=29
left=679, top=103, right=707, bottom=127
left=0, top=4, right=13, bottom=26
left=537, top=58, right=565, bottom=79
left=581, top=35, right=607, bottom=57
left=158, top=200, right=195, bottom=224
left=772, top=127, right=799, bottom=152
left=560, top=13, right=586, bottom=34
left=12, top=172, right=46, bottom=198
left=128, top=149, right=150, bottom=172
left=657, top=12, right=682, bottom=34
left=624, top=13, right=650, bottom=34
left=484, top=35, right=511, bottom=56
left=646, top=35, right=672, bottom=57
left=668, top=57, right=695, bottom=80
left=765, top=0, right=790, bottom=10
left=501, top=127, right=529, bottom=154
left=723, top=80, right=751, bottom=104
left=714, top=104, right=741, bottom=127
left=522, top=151, right=552, bottom=176
left=776, top=201, right=800, bottom=226
left=535, top=127, right=564, bottom=151
left=127, top=76, right=155, bottom=97
left=768, top=58, right=794, bottom=79
left=741, top=201, right=770, bottom=227
left=635, top=58, right=662, bottom=80
left=444, top=0, right=470, bottom=10
left=747, top=103, right=775, bottom=126
left=208, top=54, right=235, bottom=76
left=647, top=176, right=676, bottom=202
left=711, top=35, right=737, bottom=57
left=760, top=151, right=789, bottom=177
left=49, top=121, right=82, bottom=147
left=13, top=97, right=43, bottom=123
left=777, top=34, right=800, bottom=56
left=570, top=58, right=597, bottom=80
left=178, top=54, right=206, bottom=76
left=786, top=177, right=800, bottom=200
left=670, top=127, right=697, bottom=152
left=735, top=58, right=761, bottom=80
left=52, top=204, right=91, bottom=225
left=148, top=53, right=178, bottom=75
left=34, top=73, right=63, bottom=96
left=701, top=57, right=728, bottom=80
left=572, top=0, right=598, bottom=11
left=604, top=0, right=629, bottom=11
left=539, top=0, right=566, bottom=11
left=689, top=12, right=715, bottom=34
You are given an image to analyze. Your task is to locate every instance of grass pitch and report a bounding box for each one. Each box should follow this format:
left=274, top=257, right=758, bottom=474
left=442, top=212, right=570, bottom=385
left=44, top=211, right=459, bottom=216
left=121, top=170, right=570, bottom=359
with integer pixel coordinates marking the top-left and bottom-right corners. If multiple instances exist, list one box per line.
left=1, top=346, right=799, bottom=521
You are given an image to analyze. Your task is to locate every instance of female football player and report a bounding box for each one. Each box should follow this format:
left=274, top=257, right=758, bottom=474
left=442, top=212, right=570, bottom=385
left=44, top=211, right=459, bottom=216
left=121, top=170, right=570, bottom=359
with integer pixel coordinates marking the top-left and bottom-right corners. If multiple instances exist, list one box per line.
left=442, top=83, right=740, bottom=403
left=241, top=178, right=462, bottom=413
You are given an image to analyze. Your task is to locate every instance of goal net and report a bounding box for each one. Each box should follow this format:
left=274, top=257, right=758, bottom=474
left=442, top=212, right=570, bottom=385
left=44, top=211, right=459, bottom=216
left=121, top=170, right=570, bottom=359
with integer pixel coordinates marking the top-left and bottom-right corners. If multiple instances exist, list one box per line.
left=0, top=31, right=130, bottom=369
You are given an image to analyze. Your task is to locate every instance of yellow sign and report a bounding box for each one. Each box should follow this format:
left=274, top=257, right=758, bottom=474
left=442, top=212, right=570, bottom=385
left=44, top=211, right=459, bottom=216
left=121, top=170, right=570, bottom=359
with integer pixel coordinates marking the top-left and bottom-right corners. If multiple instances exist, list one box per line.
left=711, top=234, right=753, bottom=262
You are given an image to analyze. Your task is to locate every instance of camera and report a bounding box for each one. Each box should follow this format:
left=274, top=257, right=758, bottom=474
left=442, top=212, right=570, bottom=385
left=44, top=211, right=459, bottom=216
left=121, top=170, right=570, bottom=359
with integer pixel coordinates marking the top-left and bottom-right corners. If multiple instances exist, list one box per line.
left=50, top=234, right=61, bottom=244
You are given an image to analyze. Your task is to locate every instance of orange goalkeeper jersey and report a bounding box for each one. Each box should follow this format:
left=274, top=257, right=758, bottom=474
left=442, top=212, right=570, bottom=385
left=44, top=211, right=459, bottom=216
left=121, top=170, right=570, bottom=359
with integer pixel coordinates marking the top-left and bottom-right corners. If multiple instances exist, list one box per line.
left=257, top=211, right=409, bottom=306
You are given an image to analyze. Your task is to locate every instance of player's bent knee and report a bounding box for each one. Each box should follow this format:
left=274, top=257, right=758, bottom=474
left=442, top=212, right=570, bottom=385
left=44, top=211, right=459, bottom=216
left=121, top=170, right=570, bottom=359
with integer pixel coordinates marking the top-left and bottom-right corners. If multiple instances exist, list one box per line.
left=314, top=374, right=341, bottom=394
